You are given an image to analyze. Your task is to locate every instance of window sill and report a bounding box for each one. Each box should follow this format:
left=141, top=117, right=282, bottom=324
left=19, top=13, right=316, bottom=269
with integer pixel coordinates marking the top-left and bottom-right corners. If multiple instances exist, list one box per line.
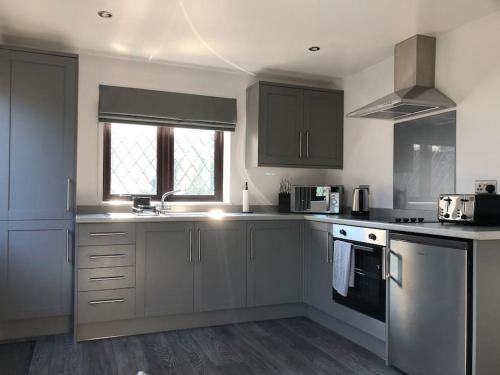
left=100, top=200, right=231, bottom=206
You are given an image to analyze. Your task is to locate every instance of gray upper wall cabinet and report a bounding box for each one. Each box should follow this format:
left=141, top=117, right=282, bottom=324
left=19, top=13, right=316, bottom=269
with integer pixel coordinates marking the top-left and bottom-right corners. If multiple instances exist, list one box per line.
left=0, top=48, right=77, bottom=220
left=246, top=81, right=343, bottom=169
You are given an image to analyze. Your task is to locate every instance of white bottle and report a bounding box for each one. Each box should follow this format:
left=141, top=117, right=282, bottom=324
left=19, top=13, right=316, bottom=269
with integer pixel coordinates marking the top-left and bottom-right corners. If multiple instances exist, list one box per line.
left=242, top=182, right=250, bottom=213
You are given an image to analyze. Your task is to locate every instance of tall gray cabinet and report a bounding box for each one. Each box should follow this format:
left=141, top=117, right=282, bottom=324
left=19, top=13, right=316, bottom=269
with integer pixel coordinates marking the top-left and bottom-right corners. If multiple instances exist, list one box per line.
left=246, top=81, right=343, bottom=169
left=0, top=47, right=77, bottom=337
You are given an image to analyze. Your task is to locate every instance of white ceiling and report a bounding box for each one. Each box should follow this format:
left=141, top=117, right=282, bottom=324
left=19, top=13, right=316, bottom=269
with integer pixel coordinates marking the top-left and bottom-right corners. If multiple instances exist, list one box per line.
left=1, top=0, right=499, bottom=80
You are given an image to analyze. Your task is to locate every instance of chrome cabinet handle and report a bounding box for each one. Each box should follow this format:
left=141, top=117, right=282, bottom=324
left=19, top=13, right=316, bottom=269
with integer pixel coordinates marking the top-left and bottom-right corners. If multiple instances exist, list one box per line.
left=198, top=229, right=201, bottom=262
left=66, top=229, right=72, bottom=263
left=89, top=275, right=126, bottom=281
left=88, top=298, right=125, bottom=305
left=382, top=247, right=387, bottom=280
left=66, top=178, right=72, bottom=212
left=89, top=254, right=126, bottom=259
left=326, top=232, right=331, bottom=263
left=89, top=232, right=126, bottom=237
left=189, top=229, right=193, bottom=263
left=306, top=131, right=309, bottom=158
left=299, top=132, right=303, bottom=158
left=250, top=228, right=255, bottom=260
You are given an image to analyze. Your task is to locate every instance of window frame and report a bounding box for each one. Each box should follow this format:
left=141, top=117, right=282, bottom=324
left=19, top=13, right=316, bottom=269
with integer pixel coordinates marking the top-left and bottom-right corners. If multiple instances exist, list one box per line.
left=103, top=123, right=224, bottom=202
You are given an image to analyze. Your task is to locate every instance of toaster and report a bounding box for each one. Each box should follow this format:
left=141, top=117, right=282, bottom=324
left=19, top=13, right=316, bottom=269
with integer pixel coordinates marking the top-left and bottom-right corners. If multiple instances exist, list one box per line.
left=438, top=194, right=500, bottom=225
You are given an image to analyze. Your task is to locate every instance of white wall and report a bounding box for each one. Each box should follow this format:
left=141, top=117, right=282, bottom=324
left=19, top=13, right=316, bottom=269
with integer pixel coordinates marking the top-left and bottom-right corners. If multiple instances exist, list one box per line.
left=76, top=55, right=336, bottom=206
left=330, top=10, right=500, bottom=208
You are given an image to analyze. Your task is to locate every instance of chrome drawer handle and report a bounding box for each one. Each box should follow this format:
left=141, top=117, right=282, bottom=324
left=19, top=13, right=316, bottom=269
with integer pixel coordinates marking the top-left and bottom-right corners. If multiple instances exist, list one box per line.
left=88, top=254, right=126, bottom=259
left=89, top=232, right=127, bottom=237
left=89, top=276, right=126, bottom=281
left=88, top=298, right=125, bottom=305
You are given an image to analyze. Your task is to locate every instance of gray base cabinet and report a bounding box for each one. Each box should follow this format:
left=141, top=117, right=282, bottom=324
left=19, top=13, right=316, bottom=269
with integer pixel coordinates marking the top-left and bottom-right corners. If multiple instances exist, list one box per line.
left=246, top=81, right=343, bottom=169
left=247, top=221, right=302, bottom=307
left=194, top=221, right=246, bottom=312
left=304, top=221, right=333, bottom=312
left=0, top=220, right=73, bottom=320
left=136, top=221, right=247, bottom=317
left=136, top=222, right=194, bottom=317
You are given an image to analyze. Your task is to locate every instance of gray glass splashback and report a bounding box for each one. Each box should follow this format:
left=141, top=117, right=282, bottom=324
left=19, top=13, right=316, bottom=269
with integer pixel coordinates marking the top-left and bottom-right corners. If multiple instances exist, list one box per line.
left=394, top=111, right=456, bottom=210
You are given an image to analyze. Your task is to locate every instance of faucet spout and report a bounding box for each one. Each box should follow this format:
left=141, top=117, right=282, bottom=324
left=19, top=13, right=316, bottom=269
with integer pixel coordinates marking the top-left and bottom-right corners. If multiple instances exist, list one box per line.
left=157, top=189, right=182, bottom=214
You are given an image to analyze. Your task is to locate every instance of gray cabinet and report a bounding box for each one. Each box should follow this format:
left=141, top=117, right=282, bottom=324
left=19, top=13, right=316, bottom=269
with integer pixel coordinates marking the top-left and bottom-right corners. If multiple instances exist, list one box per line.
left=304, top=221, right=333, bottom=312
left=247, top=221, right=302, bottom=307
left=137, top=221, right=247, bottom=317
left=0, top=220, right=73, bottom=320
left=194, top=221, right=246, bottom=312
left=303, top=89, right=343, bottom=168
left=136, top=222, right=195, bottom=317
left=246, top=81, right=343, bottom=169
left=0, top=48, right=76, bottom=220
left=0, top=54, right=9, bottom=220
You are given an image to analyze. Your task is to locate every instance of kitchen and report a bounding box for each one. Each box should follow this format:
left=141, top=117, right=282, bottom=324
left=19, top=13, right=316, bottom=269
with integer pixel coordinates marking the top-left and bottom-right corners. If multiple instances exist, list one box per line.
left=1, top=1, right=500, bottom=374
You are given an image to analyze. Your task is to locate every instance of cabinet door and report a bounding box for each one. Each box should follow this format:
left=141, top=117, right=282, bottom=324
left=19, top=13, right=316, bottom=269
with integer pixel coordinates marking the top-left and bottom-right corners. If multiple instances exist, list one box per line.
left=0, top=220, right=73, bottom=320
left=7, top=50, right=76, bottom=220
left=303, top=89, right=343, bottom=168
left=194, top=222, right=246, bottom=312
left=0, top=52, right=10, bottom=220
left=136, top=222, right=194, bottom=317
left=258, top=84, right=303, bottom=166
left=304, top=221, right=333, bottom=312
left=247, top=221, right=301, bottom=307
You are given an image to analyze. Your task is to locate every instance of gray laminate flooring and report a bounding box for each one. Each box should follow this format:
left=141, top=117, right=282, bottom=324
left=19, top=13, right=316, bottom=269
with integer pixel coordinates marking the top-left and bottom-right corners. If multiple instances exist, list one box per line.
left=0, top=318, right=400, bottom=375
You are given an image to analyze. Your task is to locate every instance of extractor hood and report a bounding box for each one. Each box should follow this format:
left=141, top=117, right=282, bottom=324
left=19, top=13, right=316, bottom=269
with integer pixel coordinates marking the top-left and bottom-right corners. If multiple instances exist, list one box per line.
left=347, top=35, right=456, bottom=120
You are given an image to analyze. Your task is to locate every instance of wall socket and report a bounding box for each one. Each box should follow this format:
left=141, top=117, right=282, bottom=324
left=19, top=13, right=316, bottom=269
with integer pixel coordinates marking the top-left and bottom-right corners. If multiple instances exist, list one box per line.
left=475, top=180, right=497, bottom=194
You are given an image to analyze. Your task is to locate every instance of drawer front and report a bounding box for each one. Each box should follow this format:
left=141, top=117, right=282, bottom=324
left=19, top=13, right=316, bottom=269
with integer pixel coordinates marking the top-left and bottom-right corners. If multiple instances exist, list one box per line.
left=78, top=223, right=135, bottom=246
left=78, top=266, right=136, bottom=291
left=78, top=245, right=135, bottom=268
left=78, top=288, right=135, bottom=324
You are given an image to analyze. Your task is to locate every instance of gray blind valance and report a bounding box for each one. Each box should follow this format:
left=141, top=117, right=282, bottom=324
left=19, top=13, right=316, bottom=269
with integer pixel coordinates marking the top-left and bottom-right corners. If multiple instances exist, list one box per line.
left=98, top=85, right=237, bottom=131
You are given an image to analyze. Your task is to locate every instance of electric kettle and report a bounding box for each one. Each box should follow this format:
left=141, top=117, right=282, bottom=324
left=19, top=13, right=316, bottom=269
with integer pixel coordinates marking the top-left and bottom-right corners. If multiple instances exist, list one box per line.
left=352, top=185, right=370, bottom=216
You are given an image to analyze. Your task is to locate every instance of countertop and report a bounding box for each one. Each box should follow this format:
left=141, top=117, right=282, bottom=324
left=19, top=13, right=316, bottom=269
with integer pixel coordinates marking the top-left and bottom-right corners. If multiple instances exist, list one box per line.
left=75, top=212, right=500, bottom=240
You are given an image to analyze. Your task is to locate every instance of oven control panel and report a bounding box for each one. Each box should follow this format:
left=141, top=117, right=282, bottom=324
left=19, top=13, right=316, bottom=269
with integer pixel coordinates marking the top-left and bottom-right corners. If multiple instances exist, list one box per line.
left=332, top=224, right=387, bottom=246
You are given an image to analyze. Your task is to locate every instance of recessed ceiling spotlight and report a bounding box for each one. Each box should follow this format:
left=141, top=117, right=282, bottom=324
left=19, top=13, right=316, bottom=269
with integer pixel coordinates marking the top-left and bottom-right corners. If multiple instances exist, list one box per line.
left=98, top=10, right=113, bottom=18
left=308, top=46, right=320, bottom=52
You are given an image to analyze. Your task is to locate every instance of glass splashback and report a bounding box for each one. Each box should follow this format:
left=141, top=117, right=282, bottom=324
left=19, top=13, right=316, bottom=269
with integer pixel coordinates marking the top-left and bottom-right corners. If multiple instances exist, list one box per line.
left=394, top=111, right=456, bottom=210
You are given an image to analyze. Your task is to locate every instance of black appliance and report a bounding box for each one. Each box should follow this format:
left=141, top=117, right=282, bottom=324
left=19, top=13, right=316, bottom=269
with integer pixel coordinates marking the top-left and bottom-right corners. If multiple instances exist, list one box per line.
left=331, top=224, right=387, bottom=322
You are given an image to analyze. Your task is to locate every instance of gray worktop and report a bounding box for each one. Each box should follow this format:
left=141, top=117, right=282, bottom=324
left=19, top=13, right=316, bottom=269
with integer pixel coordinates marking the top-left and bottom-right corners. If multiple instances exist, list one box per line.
left=75, top=212, right=500, bottom=240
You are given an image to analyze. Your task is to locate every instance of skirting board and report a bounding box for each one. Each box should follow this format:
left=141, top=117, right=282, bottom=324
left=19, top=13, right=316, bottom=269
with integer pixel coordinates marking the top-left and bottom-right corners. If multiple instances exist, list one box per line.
left=0, top=315, right=71, bottom=342
left=305, top=305, right=386, bottom=359
left=76, top=303, right=306, bottom=342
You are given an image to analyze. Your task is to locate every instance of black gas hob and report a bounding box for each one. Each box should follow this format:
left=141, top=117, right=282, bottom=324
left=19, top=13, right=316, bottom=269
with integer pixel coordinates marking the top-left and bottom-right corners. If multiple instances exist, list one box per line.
left=338, top=215, right=440, bottom=224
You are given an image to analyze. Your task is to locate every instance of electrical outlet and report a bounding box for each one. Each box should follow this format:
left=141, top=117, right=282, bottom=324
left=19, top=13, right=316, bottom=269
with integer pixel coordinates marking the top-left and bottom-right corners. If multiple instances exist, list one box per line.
left=475, top=180, right=497, bottom=194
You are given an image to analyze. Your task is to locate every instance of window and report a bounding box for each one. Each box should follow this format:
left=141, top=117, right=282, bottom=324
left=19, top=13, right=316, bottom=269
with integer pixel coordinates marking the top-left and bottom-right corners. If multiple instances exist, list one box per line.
left=103, top=123, right=223, bottom=201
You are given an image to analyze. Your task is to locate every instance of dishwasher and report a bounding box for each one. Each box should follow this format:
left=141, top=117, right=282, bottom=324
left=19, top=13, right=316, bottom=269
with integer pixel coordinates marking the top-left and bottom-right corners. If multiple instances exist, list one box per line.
left=387, top=233, right=472, bottom=375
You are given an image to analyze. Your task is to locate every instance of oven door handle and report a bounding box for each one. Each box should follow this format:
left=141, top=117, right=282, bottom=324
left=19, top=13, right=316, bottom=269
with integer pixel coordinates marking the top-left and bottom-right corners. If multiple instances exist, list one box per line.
left=352, top=244, right=374, bottom=253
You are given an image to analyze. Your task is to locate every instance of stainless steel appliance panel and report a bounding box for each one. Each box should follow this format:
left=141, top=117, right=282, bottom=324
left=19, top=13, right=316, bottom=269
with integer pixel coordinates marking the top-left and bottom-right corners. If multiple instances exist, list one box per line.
left=332, top=224, right=387, bottom=247
left=388, top=234, right=469, bottom=375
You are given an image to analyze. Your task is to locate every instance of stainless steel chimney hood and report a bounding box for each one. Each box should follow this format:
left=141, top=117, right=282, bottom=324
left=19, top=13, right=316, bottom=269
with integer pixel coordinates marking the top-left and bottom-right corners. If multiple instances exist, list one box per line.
left=347, top=35, right=456, bottom=120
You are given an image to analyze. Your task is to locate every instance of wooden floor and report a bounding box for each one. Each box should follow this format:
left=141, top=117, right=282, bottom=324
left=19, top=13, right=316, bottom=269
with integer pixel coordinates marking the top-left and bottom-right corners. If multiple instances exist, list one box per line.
left=0, top=317, right=400, bottom=375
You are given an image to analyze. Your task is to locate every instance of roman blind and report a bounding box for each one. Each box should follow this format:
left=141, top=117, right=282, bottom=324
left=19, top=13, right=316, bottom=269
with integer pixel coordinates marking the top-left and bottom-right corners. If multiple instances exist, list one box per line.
left=98, top=85, right=237, bottom=131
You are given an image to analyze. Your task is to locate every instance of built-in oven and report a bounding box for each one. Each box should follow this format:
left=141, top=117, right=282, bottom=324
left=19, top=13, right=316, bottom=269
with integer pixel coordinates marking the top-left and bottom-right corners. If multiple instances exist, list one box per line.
left=331, top=224, right=387, bottom=322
